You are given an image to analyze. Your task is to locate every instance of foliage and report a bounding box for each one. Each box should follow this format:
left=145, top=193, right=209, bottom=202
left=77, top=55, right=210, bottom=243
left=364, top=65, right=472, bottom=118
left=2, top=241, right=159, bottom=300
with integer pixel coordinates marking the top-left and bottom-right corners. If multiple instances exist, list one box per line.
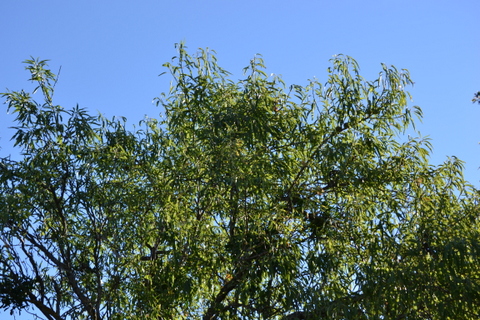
left=472, top=91, right=480, bottom=104
left=1, top=46, right=479, bottom=320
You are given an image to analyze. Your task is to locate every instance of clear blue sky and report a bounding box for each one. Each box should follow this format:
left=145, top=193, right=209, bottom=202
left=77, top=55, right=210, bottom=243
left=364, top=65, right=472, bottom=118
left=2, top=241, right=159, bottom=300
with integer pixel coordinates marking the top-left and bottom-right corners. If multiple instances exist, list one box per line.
left=0, top=0, right=479, bottom=318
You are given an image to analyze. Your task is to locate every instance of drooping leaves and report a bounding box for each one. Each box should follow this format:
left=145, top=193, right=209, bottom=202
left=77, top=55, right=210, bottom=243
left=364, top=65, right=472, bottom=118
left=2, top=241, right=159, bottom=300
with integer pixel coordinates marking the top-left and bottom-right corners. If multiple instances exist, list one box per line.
left=1, top=44, right=479, bottom=319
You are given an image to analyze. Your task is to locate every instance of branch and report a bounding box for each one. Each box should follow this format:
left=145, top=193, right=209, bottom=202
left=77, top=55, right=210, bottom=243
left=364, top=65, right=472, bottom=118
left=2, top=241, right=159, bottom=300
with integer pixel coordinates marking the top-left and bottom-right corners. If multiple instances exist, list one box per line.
left=283, top=311, right=306, bottom=319
left=203, top=248, right=269, bottom=320
left=26, top=292, right=63, bottom=320
left=22, top=231, right=98, bottom=319
left=140, top=242, right=171, bottom=261
left=282, top=292, right=365, bottom=320
left=202, top=268, right=246, bottom=320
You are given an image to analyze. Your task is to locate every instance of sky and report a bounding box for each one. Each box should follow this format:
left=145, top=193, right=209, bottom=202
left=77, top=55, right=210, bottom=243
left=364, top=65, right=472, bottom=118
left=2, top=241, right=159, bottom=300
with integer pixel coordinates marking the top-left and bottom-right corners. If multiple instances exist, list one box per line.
left=0, top=0, right=479, bottom=318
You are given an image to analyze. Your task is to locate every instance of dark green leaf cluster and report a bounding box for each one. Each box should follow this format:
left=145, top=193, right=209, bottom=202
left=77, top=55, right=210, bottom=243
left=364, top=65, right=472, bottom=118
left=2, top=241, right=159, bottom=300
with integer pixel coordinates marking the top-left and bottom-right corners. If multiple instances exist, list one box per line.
left=0, top=274, right=35, bottom=314
left=1, top=45, right=479, bottom=320
left=473, top=91, right=480, bottom=104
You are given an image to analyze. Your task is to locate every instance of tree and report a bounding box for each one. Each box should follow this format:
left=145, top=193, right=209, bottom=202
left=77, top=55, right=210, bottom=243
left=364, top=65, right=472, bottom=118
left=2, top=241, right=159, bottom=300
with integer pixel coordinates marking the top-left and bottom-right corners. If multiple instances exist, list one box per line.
left=1, top=44, right=479, bottom=320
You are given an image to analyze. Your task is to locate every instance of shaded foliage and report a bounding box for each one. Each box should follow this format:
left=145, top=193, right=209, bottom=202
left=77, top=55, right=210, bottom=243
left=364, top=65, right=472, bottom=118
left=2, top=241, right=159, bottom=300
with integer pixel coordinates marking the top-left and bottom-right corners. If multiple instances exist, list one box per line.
left=473, top=91, right=480, bottom=104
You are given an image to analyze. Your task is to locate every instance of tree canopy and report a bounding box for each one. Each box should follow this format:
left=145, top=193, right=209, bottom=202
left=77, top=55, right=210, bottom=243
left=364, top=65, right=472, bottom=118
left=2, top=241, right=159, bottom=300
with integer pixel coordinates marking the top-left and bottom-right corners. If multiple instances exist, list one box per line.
left=1, top=44, right=479, bottom=320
